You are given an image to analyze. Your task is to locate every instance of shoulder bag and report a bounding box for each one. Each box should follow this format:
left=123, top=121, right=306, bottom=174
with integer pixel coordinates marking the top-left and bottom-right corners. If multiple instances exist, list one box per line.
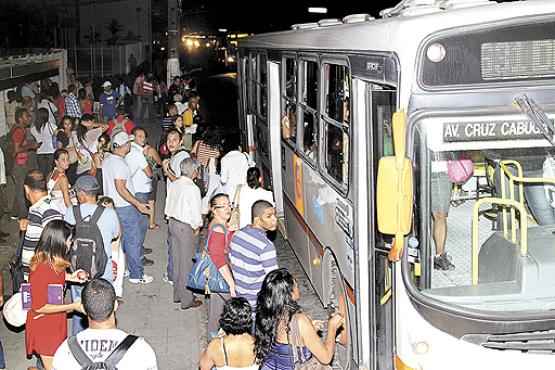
left=187, top=223, right=230, bottom=294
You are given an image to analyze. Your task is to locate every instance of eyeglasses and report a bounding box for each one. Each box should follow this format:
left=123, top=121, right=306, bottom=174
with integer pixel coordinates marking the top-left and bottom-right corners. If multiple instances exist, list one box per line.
left=213, top=204, right=231, bottom=209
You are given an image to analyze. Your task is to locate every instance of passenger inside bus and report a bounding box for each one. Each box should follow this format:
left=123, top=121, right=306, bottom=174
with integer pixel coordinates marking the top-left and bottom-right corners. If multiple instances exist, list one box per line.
left=281, top=103, right=297, bottom=142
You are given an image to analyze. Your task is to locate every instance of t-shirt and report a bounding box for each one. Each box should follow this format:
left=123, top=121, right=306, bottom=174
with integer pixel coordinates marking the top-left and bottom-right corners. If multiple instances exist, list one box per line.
left=64, top=204, right=120, bottom=281
left=11, top=126, right=28, bottom=165
left=229, top=226, right=278, bottom=308
left=99, top=91, right=119, bottom=120
left=126, top=142, right=152, bottom=194
left=52, top=328, right=158, bottom=370
left=220, top=151, right=250, bottom=197
left=31, top=121, right=57, bottom=155
left=238, top=187, right=274, bottom=229
left=169, top=149, right=190, bottom=178
left=38, top=99, right=58, bottom=129
left=103, top=154, right=135, bottom=208
left=107, top=116, right=135, bottom=136
left=71, top=129, right=102, bottom=175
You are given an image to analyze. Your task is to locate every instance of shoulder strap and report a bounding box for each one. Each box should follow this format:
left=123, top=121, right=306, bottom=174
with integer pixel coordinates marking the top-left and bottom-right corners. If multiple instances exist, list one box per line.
left=74, top=205, right=83, bottom=223
left=104, top=334, right=139, bottom=366
left=288, top=314, right=306, bottom=363
left=220, top=336, right=229, bottom=367
left=90, top=206, right=105, bottom=224
left=233, top=185, right=242, bottom=206
left=68, top=336, right=94, bottom=367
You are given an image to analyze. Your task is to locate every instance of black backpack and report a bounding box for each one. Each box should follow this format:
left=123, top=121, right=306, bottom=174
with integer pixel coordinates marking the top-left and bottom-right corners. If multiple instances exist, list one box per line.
left=69, top=206, right=107, bottom=279
left=68, top=334, right=138, bottom=370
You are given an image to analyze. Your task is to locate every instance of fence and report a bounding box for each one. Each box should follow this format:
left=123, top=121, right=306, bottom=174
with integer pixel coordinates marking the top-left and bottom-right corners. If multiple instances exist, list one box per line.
left=69, top=42, right=146, bottom=78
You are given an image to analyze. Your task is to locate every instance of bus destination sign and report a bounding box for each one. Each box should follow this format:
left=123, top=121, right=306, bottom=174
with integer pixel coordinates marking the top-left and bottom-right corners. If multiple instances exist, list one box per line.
left=443, top=120, right=548, bottom=142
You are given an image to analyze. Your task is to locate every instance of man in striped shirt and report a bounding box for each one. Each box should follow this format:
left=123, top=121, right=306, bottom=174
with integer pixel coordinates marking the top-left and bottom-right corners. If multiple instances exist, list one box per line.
left=229, top=200, right=278, bottom=308
left=21, top=170, right=63, bottom=278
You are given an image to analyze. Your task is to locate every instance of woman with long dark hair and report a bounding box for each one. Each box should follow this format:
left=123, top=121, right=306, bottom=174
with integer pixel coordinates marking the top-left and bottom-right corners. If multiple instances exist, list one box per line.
left=31, top=107, right=57, bottom=176
left=47, top=149, right=73, bottom=213
left=71, top=114, right=107, bottom=180
left=206, top=193, right=236, bottom=338
left=200, top=297, right=258, bottom=370
left=25, top=220, right=89, bottom=370
left=256, top=268, right=345, bottom=370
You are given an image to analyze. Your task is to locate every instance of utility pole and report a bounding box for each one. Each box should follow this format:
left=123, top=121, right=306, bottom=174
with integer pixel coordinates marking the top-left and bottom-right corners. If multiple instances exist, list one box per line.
left=167, top=0, right=181, bottom=86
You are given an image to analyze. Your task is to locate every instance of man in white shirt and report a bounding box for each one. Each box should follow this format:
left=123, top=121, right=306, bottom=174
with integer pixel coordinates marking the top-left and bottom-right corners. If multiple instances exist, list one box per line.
left=103, top=132, right=152, bottom=284
left=238, top=167, right=275, bottom=229
left=53, top=278, right=158, bottom=370
left=164, top=158, right=203, bottom=310
left=220, top=147, right=250, bottom=197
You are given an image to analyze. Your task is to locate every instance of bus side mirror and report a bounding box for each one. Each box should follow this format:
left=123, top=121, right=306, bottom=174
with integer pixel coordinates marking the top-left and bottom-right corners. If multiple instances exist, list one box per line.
left=377, top=111, right=413, bottom=262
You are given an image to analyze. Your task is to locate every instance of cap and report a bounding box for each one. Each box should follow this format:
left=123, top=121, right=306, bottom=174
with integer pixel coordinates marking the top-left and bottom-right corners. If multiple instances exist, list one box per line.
left=112, top=131, right=132, bottom=147
left=74, top=175, right=100, bottom=193
left=102, top=81, right=112, bottom=88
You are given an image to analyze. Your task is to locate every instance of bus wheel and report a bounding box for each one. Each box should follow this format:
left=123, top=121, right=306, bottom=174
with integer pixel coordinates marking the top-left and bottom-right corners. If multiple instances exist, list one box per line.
left=325, top=255, right=352, bottom=370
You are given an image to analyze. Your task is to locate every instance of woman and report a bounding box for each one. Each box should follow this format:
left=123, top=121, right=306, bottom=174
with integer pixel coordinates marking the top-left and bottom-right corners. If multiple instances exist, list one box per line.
left=71, top=114, right=107, bottom=180
left=237, top=167, right=274, bottom=229
left=25, top=220, right=89, bottom=370
left=200, top=297, right=258, bottom=370
left=30, top=107, right=56, bottom=176
left=56, top=116, right=77, bottom=184
left=256, top=268, right=345, bottom=370
left=207, top=193, right=237, bottom=338
left=47, top=149, right=73, bottom=213
left=78, top=88, right=93, bottom=114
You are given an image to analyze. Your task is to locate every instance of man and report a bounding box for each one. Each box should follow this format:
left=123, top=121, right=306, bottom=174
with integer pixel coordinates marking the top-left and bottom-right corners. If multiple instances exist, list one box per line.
left=0, top=146, right=8, bottom=241
left=229, top=200, right=279, bottom=309
left=21, top=170, right=63, bottom=276
left=107, top=106, right=136, bottom=136
left=103, top=132, right=152, bottom=284
left=164, top=158, right=202, bottom=310
left=161, top=129, right=189, bottom=284
left=220, top=146, right=250, bottom=197
left=64, top=175, right=120, bottom=335
left=64, top=84, right=81, bottom=119
left=126, top=127, right=154, bottom=265
left=11, top=108, right=38, bottom=220
left=167, top=76, right=182, bottom=104
left=99, top=81, right=120, bottom=123
left=180, top=94, right=200, bottom=150
left=52, top=279, right=158, bottom=369
left=133, top=71, right=146, bottom=124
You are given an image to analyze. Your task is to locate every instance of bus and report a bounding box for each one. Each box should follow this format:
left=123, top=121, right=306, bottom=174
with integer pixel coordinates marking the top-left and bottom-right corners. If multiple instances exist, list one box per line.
left=236, top=1, right=555, bottom=369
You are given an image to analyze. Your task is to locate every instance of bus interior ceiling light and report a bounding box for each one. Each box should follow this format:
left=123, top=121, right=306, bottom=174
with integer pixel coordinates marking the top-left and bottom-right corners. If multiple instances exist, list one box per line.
left=426, top=43, right=446, bottom=63
left=308, top=7, right=328, bottom=14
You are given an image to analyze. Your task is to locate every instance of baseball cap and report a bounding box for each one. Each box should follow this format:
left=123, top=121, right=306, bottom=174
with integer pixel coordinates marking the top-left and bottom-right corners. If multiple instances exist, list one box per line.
left=112, top=131, right=132, bottom=147
left=102, top=81, right=112, bottom=88
left=74, top=175, right=100, bottom=193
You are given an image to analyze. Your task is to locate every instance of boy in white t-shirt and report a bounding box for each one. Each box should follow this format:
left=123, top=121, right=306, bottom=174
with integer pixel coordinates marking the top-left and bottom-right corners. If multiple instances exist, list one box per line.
left=52, top=279, right=158, bottom=370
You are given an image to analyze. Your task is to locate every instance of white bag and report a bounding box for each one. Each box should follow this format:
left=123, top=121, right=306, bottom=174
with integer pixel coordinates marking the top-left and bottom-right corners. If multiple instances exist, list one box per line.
left=3, top=292, right=27, bottom=327
left=543, top=155, right=555, bottom=207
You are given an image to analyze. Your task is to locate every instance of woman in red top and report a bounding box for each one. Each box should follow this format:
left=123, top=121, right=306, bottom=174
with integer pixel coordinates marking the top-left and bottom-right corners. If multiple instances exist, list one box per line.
left=207, top=193, right=237, bottom=338
left=25, top=220, right=88, bottom=370
left=78, top=88, right=93, bottom=115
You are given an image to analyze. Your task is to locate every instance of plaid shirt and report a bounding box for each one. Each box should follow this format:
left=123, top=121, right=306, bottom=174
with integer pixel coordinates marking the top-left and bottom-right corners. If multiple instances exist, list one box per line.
left=64, top=94, right=81, bottom=118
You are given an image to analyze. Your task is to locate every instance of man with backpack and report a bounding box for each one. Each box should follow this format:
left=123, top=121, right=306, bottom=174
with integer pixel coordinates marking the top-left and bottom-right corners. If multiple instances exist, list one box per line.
left=64, top=175, right=120, bottom=335
left=52, top=278, right=158, bottom=370
left=106, top=106, right=136, bottom=136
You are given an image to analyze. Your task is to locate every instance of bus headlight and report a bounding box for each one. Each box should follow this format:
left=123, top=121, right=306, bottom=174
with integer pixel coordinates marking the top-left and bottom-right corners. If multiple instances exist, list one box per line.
left=412, top=340, right=430, bottom=355
left=426, top=43, right=446, bottom=63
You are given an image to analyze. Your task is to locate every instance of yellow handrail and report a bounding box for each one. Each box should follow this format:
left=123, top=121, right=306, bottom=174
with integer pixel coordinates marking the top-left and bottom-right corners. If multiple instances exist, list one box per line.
left=472, top=197, right=528, bottom=285
left=499, top=160, right=524, bottom=242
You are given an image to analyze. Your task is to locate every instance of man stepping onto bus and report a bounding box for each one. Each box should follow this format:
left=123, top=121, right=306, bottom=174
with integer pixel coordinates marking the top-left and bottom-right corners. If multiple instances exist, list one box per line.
left=229, top=200, right=279, bottom=309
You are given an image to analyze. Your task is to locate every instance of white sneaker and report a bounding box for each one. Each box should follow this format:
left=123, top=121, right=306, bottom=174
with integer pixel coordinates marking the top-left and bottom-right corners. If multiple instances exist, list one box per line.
left=129, top=274, right=154, bottom=284
left=162, top=273, right=174, bottom=285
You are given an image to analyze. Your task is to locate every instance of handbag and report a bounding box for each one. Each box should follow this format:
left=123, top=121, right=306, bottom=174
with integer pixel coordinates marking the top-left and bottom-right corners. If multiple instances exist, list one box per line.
left=447, top=159, right=474, bottom=184
left=229, top=185, right=242, bottom=230
left=187, top=224, right=230, bottom=294
left=9, top=236, right=25, bottom=294
left=3, top=292, right=27, bottom=327
left=289, top=314, right=332, bottom=370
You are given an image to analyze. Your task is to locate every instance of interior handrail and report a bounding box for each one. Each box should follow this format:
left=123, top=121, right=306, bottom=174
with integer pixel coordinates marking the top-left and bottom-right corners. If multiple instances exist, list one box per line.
left=472, top=197, right=528, bottom=286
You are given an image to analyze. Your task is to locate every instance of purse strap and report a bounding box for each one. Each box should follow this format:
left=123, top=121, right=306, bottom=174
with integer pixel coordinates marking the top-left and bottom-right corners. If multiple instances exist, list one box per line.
left=232, top=184, right=242, bottom=207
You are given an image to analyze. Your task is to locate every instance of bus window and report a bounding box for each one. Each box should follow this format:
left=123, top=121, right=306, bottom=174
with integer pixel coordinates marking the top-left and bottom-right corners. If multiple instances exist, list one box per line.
left=325, top=122, right=349, bottom=185
left=285, top=58, right=297, bottom=100
left=301, top=110, right=318, bottom=161
left=302, top=60, right=318, bottom=110
left=324, top=64, right=350, bottom=126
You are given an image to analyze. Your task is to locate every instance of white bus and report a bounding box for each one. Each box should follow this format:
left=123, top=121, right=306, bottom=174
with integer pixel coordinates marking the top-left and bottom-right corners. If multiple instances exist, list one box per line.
left=237, top=1, right=555, bottom=369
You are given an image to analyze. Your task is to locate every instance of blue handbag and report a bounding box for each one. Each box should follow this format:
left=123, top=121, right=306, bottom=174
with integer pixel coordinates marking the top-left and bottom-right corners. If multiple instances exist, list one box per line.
left=187, top=224, right=230, bottom=294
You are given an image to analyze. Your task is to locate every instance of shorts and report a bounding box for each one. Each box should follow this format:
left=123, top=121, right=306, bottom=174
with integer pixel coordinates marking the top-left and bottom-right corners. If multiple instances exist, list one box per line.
left=431, top=172, right=451, bottom=214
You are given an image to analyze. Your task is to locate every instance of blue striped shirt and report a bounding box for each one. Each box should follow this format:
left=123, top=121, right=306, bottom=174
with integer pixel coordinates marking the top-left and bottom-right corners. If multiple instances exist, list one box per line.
left=229, top=226, right=278, bottom=308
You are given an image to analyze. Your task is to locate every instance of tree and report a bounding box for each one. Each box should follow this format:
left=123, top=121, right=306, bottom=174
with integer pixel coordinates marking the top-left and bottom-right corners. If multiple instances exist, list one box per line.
left=106, top=19, right=124, bottom=45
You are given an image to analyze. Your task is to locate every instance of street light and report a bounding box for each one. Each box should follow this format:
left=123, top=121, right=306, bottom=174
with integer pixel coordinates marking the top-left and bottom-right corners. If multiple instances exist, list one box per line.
left=308, top=7, right=328, bottom=14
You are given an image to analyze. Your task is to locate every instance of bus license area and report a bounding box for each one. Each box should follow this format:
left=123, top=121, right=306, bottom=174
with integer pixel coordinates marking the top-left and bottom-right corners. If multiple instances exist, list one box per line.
left=418, top=134, right=555, bottom=313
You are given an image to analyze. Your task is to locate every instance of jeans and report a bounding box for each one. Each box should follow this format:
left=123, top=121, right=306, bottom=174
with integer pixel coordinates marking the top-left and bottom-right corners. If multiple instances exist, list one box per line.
left=116, top=205, right=146, bottom=279
left=70, top=285, right=87, bottom=335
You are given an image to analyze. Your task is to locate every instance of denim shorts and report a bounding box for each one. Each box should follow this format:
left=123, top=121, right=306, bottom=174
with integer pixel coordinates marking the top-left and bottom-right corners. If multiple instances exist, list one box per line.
left=431, top=172, right=452, bottom=214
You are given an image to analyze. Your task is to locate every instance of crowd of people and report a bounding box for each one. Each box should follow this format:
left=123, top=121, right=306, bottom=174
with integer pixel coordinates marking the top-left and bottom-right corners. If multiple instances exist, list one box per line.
left=0, top=71, right=345, bottom=370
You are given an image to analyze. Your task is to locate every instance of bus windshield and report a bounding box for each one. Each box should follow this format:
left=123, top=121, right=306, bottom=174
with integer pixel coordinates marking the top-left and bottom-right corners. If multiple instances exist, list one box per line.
left=413, top=115, right=555, bottom=313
